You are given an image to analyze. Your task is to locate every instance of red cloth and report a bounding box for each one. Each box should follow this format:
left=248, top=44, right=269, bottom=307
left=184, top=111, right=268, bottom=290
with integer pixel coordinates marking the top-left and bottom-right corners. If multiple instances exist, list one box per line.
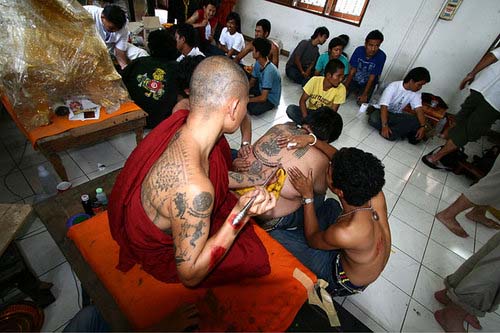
left=108, top=109, right=270, bottom=285
left=195, top=8, right=217, bottom=43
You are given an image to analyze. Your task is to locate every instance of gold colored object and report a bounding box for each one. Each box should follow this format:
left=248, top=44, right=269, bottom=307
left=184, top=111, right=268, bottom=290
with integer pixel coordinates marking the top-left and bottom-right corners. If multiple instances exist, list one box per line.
left=235, top=168, right=287, bottom=199
left=0, top=0, right=129, bottom=130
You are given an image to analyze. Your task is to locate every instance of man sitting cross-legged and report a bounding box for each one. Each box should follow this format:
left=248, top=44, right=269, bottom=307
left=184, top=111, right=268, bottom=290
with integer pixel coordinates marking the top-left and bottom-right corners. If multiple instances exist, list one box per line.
left=368, top=67, right=431, bottom=144
left=230, top=107, right=343, bottom=230
left=109, top=57, right=277, bottom=288
left=286, top=59, right=346, bottom=126
left=246, top=38, right=281, bottom=116
left=269, top=147, right=390, bottom=296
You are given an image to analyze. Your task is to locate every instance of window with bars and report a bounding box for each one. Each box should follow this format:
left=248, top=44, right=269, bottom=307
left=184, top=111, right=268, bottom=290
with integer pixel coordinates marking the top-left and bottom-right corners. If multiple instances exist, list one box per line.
left=266, top=0, right=370, bottom=26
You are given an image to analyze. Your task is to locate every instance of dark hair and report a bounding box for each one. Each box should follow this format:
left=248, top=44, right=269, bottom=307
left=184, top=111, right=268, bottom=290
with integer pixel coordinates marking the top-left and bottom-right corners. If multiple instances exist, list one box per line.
left=175, top=23, right=196, bottom=47
left=102, top=5, right=127, bottom=29
left=226, top=12, right=241, bottom=33
left=404, top=67, right=431, bottom=84
left=306, top=107, right=343, bottom=143
left=365, top=29, right=384, bottom=43
left=148, top=29, right=177, bottom=60
left=256, top=19, right=271, bottom=35
left=311, top=26, right=330, bottom=40
left=177, top=55, right=205, bottom=97
left=328, top=37, right=345, bottom=51
left=337, top=34, right=349, bottom=47
left=202, top=0, right=217, bottom=7
left=253, top=38, right=271, bottom=58
left=331, top=148, right=385, bottom=206
left=324, top=58, right=345, bottom=75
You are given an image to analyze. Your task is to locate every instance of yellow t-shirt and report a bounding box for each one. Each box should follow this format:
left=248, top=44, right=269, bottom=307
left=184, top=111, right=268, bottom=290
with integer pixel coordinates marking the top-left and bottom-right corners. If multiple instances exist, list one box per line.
left=303, top=76, right=346, bottom=110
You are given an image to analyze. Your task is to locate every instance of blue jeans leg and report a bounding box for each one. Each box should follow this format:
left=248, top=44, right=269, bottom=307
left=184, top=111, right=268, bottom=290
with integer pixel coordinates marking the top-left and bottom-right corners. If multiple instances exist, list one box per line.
left=63, top=305, right=110, bottom=332
left=269, top=198, right=343, bottom=288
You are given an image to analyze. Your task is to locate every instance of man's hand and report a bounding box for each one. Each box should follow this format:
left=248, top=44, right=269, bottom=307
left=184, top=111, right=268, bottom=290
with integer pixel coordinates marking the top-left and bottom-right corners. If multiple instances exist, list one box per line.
left=381, top=126, right=392, bottom=139
left=232, top=157, right=250, bottom=172
left=303, top=68, right=312, bottom=79
left=459, top=73, right=475, bottom=90
left=287, top=167, right=314, bottom=198
left=238, top=143, right=252, bottom=158
left=276, top=134, right=313, bottom=150
left=235, top=187, right=276, bottom=217
left=357, top=93, right=368, bottom=105
left=415, top=127, right=426, bottom=140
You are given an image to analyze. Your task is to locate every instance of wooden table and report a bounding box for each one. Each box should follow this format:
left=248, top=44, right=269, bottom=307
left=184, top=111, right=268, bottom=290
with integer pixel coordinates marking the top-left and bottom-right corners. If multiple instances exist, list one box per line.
left=36, top=109, right=147, bottom=181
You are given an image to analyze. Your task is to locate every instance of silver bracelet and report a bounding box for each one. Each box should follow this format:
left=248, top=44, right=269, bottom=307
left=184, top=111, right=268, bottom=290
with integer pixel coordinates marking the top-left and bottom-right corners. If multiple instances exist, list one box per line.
left=308, top=133, right=317, bottom=146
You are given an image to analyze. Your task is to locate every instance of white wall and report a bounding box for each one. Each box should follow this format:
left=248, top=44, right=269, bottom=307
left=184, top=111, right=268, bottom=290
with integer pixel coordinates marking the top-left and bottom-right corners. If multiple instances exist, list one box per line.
left=235, top=0, right=500, bottom=112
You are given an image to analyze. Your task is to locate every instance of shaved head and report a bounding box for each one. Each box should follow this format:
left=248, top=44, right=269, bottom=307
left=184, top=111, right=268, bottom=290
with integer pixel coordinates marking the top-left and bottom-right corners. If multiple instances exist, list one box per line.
left=190, top=56, right=249, bottom=112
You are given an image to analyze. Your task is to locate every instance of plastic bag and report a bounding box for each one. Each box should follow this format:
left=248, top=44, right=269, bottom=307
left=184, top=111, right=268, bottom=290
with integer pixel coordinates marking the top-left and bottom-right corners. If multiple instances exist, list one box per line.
left=0, top=0, right=129, bottom=130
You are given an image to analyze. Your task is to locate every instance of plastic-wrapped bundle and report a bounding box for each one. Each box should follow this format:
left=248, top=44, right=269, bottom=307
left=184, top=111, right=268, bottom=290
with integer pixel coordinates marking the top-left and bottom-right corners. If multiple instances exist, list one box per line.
left=0, top=0, right=129, bottom=130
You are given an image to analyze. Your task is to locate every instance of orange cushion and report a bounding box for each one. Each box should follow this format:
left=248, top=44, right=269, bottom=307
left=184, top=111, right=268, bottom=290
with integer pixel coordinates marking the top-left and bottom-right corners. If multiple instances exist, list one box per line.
left=67, top=212, right=316, bottom=331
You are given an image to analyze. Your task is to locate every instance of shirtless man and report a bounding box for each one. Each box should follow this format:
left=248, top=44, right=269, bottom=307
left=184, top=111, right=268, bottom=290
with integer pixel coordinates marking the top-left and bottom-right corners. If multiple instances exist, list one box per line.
left=269, top=147, right=390, bottom=296
left=109, top=57, right=276, bottom=287
left=230, top=107, right=343, bottom=229
left=233, top=19, right=280, bottom=67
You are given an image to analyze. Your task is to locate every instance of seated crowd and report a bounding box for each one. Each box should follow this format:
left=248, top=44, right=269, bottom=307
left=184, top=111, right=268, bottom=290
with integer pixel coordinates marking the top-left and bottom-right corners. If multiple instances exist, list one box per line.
left=82, top=2, right=500, bottom=331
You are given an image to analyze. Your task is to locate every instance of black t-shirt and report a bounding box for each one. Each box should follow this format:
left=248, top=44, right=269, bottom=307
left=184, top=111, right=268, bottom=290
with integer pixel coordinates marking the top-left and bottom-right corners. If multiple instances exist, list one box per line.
left=122, top=57, right=178, bottom=128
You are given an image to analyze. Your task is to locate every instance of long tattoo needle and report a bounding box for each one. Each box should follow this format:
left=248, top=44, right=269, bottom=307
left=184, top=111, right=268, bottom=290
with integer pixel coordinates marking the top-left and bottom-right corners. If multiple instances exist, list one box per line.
left=232, top=167, right=278, bottom=226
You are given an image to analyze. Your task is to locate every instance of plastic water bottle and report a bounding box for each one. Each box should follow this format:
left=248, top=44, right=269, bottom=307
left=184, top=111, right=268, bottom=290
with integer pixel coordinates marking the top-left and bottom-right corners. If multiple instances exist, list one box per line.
left=37, top=165, right=58, bottom=196
left=95, top=188, right=108, bottom=206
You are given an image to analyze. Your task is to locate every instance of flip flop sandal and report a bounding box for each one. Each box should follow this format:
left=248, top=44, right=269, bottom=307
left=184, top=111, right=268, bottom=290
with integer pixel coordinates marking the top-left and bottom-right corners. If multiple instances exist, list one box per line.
left=422, top=154, right=450, bottom=170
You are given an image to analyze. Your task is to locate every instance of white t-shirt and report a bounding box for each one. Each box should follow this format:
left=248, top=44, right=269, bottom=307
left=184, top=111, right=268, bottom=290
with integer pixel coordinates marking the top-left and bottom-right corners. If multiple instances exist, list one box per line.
left=469, top=47, right=500, bottom=111
left=176, top=47, right=205, bottom=62
left=205, top=24, right=212, bottom=41
left=218, top=27, right=245, bottom=55
left=379, top=80, right=422, bottom=114
left=84, top=5, right=128, bottom=52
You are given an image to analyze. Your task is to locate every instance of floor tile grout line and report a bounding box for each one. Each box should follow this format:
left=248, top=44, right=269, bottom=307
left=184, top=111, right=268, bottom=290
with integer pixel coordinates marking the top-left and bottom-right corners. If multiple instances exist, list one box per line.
left=37, top=259, right=68, bottom=279
left=344, top=297, right=389, bottom=332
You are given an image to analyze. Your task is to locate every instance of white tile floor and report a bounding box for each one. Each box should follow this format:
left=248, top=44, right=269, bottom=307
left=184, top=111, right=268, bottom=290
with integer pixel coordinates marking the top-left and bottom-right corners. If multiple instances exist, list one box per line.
left=1, top=54, right=500, bottom=332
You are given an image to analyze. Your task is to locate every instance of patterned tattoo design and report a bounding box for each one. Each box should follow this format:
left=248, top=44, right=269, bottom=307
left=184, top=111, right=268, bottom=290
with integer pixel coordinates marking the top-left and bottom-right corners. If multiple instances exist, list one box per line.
left=188, top=192, right=213, bottom=218
left=189, top=220, right=206, bottom=248
left=174, top=192, right=187, bottom=219
left=229, top=172, right=244, bottom=183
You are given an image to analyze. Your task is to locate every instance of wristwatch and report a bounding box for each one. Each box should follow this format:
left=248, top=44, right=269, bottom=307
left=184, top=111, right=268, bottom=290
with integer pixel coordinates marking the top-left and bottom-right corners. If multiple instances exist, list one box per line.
left=382, top=123, right=388, bottom=128
left=302, top=197, right=314, bottom=205
left=241, top=141, right=250, bottom=147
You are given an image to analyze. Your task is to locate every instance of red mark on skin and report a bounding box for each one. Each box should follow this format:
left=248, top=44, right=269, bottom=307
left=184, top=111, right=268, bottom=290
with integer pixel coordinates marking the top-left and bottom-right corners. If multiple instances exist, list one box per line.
left=227, top=213, right=243, bottom=230
left=375, top=237, right=383, bottom=256
left=209, top=246, right=226, bottom=270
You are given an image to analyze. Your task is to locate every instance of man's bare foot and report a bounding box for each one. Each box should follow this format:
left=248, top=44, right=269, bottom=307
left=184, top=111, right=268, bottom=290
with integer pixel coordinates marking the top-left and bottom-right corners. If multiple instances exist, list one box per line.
left=434, top=289, right=451, bottom=305
left=466, top=208, right=500, bottom=229
left=436, top=211, right=469, bottom=237
left=434, top=308, right=466, bottom=332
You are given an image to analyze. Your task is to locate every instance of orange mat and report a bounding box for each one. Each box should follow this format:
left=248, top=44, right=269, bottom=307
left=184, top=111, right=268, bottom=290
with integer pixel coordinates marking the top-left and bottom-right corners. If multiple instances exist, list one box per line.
left=1, top=95, right=140, bottom=145
left=67, top=212, right=316, bottom=331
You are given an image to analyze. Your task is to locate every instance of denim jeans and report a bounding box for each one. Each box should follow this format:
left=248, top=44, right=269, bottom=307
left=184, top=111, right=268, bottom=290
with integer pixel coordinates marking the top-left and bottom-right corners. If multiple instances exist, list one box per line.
left=368, top=107, right=420, bottom=142
left=63, top=305, right=110, bottom=332
left=286, top=104, right=314, bottom=125
left=269, top=198, right=343, bottom=292
left=286, top=66, right=309, bottom=86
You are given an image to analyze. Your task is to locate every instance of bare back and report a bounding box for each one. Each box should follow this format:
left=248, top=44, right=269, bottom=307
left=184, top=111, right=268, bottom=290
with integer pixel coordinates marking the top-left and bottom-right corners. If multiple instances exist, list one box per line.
left=245, top=123, right=329, bottom=219
left=333, top=191, right=391, bottom=286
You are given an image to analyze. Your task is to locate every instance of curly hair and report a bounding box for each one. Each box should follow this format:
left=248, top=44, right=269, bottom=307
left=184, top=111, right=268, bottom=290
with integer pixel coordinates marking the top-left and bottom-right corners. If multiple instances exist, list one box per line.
left=331, top=148, right=385, bottom=206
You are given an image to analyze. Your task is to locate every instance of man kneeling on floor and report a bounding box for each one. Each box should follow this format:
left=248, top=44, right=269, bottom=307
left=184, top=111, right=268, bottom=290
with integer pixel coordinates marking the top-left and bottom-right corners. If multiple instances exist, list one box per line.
left=270, top=147, right=391, bottom=296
